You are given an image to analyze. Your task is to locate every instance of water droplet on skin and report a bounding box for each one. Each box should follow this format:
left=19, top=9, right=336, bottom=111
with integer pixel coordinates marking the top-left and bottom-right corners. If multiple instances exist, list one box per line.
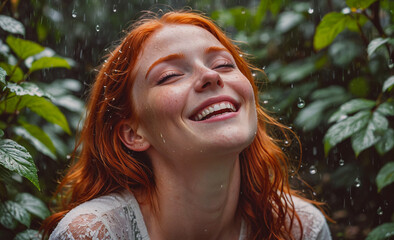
left=160, top=133, right=166, bottom=143
left=95, top=24, right=100, bottom=32
left=220, top=184, right=223, bottom=188
left=354, top=177, right=361, bottom=188
left=309, top=165, right=317, bottom=175
left=113, top=4, right=117, bottom=12
left=308, top=8, right=314, bottom=14
left=72, top=9, right=77, bottom=18
left=204, top=229, right=208, bottom=232
left=339, top=159, right=345, bottom=166
left=297, top=97, right=305, bottom=108
left=377, top=206, right=383, bottom=215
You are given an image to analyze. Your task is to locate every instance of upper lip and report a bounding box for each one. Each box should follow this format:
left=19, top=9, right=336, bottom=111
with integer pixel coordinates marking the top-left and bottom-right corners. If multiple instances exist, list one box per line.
left=189, top=95, right=240, bottom=120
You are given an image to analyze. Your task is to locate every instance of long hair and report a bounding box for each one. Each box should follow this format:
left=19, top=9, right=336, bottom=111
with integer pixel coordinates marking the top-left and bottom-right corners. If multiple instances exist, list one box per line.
left=42, top=10, right=318, bottom=239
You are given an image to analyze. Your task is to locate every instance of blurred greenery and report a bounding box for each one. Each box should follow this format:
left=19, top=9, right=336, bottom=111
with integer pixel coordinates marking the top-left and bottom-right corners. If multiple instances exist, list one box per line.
left=0, top=0, right=392, bottom=239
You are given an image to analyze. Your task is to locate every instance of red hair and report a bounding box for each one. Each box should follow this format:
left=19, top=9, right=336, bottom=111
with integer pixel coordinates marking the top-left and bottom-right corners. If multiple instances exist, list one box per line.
left=41, top=10, right=321, bottom=239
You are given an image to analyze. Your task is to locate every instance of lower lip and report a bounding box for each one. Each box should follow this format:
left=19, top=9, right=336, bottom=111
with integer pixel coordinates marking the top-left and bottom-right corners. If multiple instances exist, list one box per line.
left=195, top=110, right=239, bottom=123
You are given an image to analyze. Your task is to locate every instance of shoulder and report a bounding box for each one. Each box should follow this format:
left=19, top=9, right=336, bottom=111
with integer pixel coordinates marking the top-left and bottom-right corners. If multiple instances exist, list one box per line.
left=290, top=196, right=332, bottom=240
left=49, top=191, right=144, bottom=240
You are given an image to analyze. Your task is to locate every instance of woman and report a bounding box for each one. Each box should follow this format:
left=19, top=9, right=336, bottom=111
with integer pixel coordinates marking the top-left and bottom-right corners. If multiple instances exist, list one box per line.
left=42, top=10, right=331, bottom=240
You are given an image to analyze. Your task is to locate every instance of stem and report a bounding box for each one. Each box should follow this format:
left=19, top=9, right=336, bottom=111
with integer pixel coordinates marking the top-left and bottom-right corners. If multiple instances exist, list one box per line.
left=0, top=0, right=9, bottom=13
left=354, top=15, right=369, bottom=47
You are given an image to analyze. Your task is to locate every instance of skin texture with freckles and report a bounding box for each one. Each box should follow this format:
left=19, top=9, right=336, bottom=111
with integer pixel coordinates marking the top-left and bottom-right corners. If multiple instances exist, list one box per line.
left=123, top=24, right=258, bottom=240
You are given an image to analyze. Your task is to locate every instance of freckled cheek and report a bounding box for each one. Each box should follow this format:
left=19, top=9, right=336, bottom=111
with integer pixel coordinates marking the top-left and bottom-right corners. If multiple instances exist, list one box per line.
left=147, top=88, right=186, bottom=119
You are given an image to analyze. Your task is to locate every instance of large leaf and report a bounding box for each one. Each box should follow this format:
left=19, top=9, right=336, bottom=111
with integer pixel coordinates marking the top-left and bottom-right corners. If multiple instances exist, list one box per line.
left=5, top=82, right=53, bottom=99
left=0, top=15, right=25, bottom=35
left=376, top=102, right=394, bottom=116
left=13, top=122, right=56, bottom=159
left=376, top=162, right=394, bottom=192
left=0, top=62, right=23, bottom=83
left=0, top=201, right=30, bottom=229
left=382, top=76, right=394, bottom=92
left=14, top=229, right=42, bottom=240
left=15, top=193, right=50, bottom=220
left=0, top=66, right=6, bottom=85
left=30, top=56, right=70, bottom=72
left=346, top=0, right=378, bottom=9
left=329, top=99, right=376, bottom=123
left=366, top=222, right=394, bottom=240
left=0, top=139, right=39, bottom=190
left=368, top=38, right=390, bottom=57
left=275, top=11, right=304, bottom=33
left=375, top=128, right=394, bottom=155
left=6, top=35, right=44, bottom=60
left=351, top=112, right=388, bottom=156
left=324, top=110, right=370, bottom=154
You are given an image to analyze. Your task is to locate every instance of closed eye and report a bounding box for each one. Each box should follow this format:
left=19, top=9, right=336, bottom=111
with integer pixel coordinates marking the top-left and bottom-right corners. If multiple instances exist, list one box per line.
left=157, top=72, right=182, bottom=85
left=214, top=63, right=235, bottom=69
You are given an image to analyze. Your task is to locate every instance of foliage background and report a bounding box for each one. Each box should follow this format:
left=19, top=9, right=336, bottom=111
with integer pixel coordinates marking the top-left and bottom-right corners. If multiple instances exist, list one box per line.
left=0, top=0, right=393, bottom=239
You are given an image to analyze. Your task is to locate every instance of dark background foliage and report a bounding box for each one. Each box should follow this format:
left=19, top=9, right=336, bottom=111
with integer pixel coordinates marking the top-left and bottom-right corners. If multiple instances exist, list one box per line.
left=0, top=0, right=393, bottom=239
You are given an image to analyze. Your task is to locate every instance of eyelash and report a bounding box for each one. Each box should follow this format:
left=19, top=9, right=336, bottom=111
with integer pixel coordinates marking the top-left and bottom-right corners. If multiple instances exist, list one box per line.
left=214, top=62, right=235, bottom=69
left=157, top=72, right=181, bottom=85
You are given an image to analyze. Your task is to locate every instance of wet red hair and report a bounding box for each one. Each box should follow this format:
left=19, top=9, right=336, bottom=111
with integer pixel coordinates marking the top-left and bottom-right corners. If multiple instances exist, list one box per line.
left=41, top=10, right=320, bottom=239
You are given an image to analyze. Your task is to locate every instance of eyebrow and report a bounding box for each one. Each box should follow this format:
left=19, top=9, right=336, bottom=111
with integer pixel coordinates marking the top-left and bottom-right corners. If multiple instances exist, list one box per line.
left=204, top=46, right=230, bottom=54
left=145, top=53, right=185, bottom=79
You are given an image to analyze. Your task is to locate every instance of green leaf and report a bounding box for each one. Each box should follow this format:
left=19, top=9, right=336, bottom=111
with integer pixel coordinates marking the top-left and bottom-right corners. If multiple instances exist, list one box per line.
left=0, top=15, right=25, bottom=35
left=0, top=62, right=23, bottom=83
left=14, top=229, right=42, bottom=240
left=329, top=99, right=376, bottom=123
left=0, top=129, right=3, bottom=138
left=15, top=193, right=50, bottom=220
left=368, top=38, right=390, bottom=57
left=275, top=11, right=304, bottom=33
left=0, top=139, right=39, bottom=190
left=375, top=128, right=394, bottom=155
left=310, top=85, right=346, bottom=100
left=30, top=56, right=71, bottom=72
left=382, top=76, right=394, bottom=92
left=6, top=35, right=44, bottom=60
left=377, top=102, right=394, bottom=116
left=0, top=66, right=6, bottom=85
left=5, top=82, right=52, bottom=99
left=376, top=162, right=394, bottom=192
left=0, top=201, right=30, bottom=229
left=351, top=112, right=388, bottom=156
left=324, top=110, right=370, bottom=154
left=13, top=123, right=56, bottom=159
left=366, top=222, right=394, bottom=240
left=346, top=0, right=378, bottom=9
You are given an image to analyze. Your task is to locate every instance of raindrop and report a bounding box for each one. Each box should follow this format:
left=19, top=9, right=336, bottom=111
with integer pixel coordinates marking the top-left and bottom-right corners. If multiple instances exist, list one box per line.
left=112, top=4, right=117, bottom=12
left=308, top=8, right=314, bottom=14
left=342, top=8, right=351, bottom=14
left=252, top=73, right=256, bottom=77
left=297, top=97, right=305, bottom=108
left=95, top=24, right=100, bottom=32
left=72, top=9, right=77, bottom=18
left=284, top=140, right=290, bottom=146
left=309, top=165, right=317, bottom=175
left=377, top=206, right=383, bottom=216
left=241, top=10, right=246, bottom=14
left=66, top=155, right=71, bottom=159
left=263, top=100, right=269, bottom=104
left=220, top=184, right=223, bottom=188
left=354, top=177, right=361, bottom=188
left=339, top=159, right=345, bottom=166
left=239, top=54, right=243, bottom=57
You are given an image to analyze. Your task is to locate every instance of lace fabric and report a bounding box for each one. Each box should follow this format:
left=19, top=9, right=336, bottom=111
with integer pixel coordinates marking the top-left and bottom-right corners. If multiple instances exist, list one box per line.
left=49, top=191, right=331, bottom=240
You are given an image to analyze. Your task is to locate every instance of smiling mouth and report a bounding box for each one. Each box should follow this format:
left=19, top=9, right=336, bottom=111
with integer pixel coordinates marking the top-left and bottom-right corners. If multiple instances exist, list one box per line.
left=191, top=101, right=238, bottom=121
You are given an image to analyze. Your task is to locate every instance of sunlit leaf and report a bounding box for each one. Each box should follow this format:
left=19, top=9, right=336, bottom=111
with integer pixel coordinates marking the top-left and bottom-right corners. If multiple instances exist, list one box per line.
left=382, top=76, right=394, bottom=92
left=6, top=35, right=44, bottom=60
left=0, top=62, right=23, bottom=83
left=13, top=122, right=56, bottom=159
left=0, top=139, right=39, bottom=190
left=15, top=193, right=50, bottom=220
left=0, top=201, right=30, bottom=229
left=346, top=0, right=378, bottom=9
left=376, top=162, right=394, bottom=192
left=377, top=102, right=394, bottom=116
left=368, top=38, right=390, bottom=57
left=0, top=66, right=6, bottom=85
left=351, top=112, right=388, bottom=156
left=366, top=222, right=394, bottom=240
left=0, top=15, right=25, bottom=35
left=5, top=82, right=52, bottom=99
left=329, top=99, right=376, bottom=123
left=30, top=56, right=70, bottom=72
left=324, top=110, right=370, bottom=154
left=375, top=128, right=394, bottom=155
left=14, top=229, right=42, bottom=240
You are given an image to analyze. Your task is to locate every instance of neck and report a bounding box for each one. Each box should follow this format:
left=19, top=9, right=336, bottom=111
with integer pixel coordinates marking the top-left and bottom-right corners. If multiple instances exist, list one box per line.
left=139, top=151, right=242, bottom=240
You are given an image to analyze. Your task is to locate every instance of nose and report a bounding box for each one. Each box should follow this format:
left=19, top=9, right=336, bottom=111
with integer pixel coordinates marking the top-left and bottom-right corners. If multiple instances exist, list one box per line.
left=194, top=68, right=224, bottom=92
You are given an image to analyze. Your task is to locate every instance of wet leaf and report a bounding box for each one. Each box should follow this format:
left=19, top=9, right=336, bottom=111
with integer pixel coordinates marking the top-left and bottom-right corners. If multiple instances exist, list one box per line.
left=13, top=122, right=56, bottom=159
left=346, top=0, right=378, bottom=9
left=368, top=38, right=390, bottom=57
left=377, top=102, right=394, bottom=116
left=0, top=201, right=30, bottom=229
left=310, top=85, right=346, bottom=100
left=5, top=82, right=52, bottom=99
left=30, top=56, right=70, bottom=72
left=0, top=129, right=3, bottom=138
left=375, top=128, right=394, bottom=155
left=0, top=66, right=6, bottom=85
left=351, top=112, right=388, bottom=156
left=314, top=13, right=349, bottom=50
left=275, top=11, right=304, bottom=33
left=324, top=110, right=370, bottom=154
left=0, top=139, right=39, bottom=190
left=376, top=162, right=394, bottom=192
left=329, top=99, right=376, bottom=123
left=6, top=35, right=44, bottom=60
left=14, top=229, right=42, bottom=240
left=366, top=222, right=394, bottom=240
left=15, top=193, right=50, bottom=220
left=0, top=62, right=23, bottom=83
left=382, top=76, right=394, bottom=92
left=0, top=15, right=25, bottom=35
left=329, top=40, right=363, bottom=66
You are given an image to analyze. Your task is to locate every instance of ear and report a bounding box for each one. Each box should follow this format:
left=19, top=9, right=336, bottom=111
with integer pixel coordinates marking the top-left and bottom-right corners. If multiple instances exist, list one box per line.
left=119, top=122, right=150, bottom=152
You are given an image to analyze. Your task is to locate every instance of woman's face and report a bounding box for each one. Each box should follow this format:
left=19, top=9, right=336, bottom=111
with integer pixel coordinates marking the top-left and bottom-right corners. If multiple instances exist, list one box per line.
left=131, top=24, right=257, bottom=160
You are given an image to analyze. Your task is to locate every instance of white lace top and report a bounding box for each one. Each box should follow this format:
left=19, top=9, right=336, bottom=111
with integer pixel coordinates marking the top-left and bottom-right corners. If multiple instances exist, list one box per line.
left=49, top=190, right=331, bottom=240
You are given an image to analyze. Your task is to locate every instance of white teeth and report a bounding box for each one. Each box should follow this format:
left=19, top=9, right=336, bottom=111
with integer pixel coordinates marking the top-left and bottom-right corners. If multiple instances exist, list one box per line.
left=193, top=101, right=237, bottom=121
